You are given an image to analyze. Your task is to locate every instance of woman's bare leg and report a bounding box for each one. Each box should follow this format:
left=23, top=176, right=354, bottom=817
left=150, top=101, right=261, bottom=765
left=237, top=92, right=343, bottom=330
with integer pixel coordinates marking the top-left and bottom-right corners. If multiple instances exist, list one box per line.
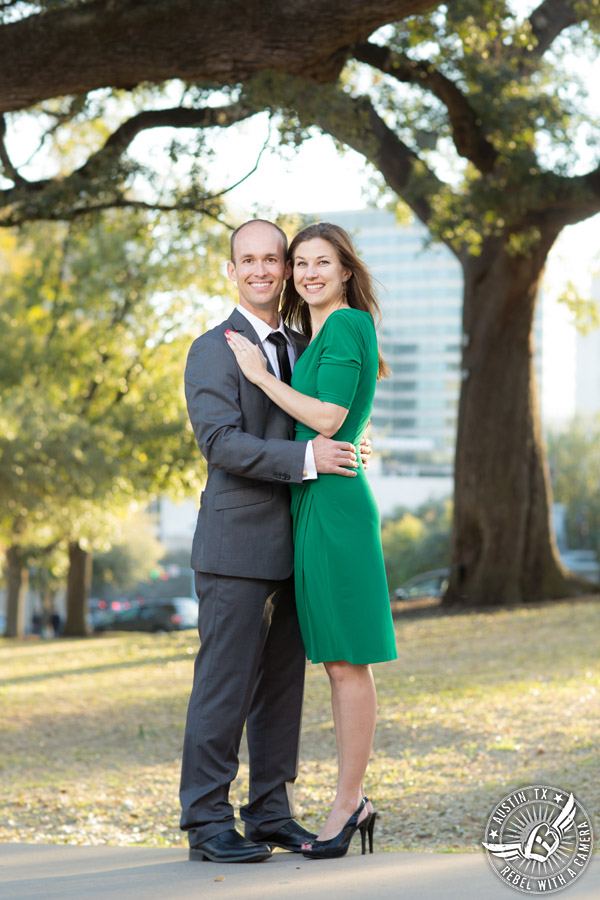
left=315, top=660, right=377, bottom=842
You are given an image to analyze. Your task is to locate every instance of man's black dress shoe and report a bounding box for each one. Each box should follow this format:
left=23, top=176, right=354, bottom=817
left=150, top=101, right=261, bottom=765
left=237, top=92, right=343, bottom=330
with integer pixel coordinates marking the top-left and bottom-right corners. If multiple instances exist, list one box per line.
left=246, top=819, right=318, bottom=853
left=189, top=828, right=272, bottom=863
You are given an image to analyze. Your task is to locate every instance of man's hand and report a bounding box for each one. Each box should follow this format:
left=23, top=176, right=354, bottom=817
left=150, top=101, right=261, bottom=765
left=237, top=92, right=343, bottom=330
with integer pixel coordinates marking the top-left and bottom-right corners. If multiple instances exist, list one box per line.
left=313, top=434, right=358, bottom=477
left=359, top=436, right=372, bottom=470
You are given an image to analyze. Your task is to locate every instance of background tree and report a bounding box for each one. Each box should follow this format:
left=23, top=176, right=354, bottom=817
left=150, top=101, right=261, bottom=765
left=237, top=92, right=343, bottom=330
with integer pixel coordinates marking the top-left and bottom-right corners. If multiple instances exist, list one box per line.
left=547, top=417, right=600, bottom=557
left=0, top=212, right=224, bottom=635
left=382, top=497, right=452, bottom=591
left=91, top=510, right=164, bottom=599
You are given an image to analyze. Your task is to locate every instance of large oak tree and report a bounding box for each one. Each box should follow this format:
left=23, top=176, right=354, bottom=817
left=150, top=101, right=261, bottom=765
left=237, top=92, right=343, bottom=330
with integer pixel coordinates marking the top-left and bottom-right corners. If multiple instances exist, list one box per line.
left=270, top=0, right=600, bottom=604
left=1, top=0, right=599, bottom=608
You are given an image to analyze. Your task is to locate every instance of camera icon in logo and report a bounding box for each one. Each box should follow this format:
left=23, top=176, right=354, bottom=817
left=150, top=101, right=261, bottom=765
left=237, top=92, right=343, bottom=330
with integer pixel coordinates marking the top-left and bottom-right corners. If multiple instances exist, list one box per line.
left=523, top=822, right=561, bottom=863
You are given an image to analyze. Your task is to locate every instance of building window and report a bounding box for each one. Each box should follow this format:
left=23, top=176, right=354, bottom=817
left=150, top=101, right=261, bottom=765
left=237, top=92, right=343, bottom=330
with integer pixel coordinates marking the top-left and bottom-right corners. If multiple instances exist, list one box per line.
left=395, top=344, right=418, bottom=353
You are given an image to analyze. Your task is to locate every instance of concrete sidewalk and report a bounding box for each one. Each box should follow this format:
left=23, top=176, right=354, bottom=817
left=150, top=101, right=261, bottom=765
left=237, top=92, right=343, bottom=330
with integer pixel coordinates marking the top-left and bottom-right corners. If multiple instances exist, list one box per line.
left=1, top=844, right=598, bottom=900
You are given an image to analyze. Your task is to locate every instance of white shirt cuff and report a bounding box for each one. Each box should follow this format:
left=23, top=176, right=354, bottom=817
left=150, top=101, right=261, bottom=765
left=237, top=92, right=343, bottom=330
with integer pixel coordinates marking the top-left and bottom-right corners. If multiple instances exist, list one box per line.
left=302, top=441, right=318, bottom=481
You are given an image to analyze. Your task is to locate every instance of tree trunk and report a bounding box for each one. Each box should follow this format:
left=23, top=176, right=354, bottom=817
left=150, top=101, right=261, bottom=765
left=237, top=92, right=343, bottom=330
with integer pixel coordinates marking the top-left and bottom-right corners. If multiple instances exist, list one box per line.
left=4, top=545, right=28, bottom=638
left=63, top=541, right=92, bottom=637
left=445, top=234, right=580, bottom=606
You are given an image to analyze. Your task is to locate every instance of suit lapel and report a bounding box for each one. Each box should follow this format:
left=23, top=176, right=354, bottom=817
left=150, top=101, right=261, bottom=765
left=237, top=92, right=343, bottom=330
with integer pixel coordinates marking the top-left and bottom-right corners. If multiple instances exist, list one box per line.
left=228, top=306, right=257, bottom=340
left=228, top=307, right=276, bottom=377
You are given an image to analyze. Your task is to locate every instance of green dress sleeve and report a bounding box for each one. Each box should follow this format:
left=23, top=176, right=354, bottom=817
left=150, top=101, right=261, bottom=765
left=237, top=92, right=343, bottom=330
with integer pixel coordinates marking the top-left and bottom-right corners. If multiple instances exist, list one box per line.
left=316, top=312, right=364, bottom=409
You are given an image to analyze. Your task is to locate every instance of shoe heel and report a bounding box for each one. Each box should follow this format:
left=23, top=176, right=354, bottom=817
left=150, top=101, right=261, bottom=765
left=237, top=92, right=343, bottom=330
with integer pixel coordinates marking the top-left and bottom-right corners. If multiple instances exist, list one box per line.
left=367, top=812, right=376, bottom=853
left=358, top=812, right=376, bottom=855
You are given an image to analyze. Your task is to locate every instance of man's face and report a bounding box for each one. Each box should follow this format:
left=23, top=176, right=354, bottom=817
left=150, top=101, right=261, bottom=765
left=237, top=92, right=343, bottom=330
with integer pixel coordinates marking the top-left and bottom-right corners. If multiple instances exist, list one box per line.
left=227, top=222, right=290, bottom=316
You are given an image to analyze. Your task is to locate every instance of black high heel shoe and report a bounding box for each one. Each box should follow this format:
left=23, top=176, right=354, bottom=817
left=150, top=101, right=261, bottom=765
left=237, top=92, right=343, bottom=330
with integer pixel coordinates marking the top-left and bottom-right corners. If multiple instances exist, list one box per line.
left=302, top=797, right=375, bottom=859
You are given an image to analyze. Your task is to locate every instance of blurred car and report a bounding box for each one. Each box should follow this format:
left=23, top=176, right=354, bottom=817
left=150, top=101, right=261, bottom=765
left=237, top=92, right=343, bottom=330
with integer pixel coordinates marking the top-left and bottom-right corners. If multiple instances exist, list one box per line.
left=393, top=568, right=450, bottom=602
left=94, top=597, right=198, bottom=633
left=89, top=596, right=141, bottom=630
left=88, top=597, right=118, bottom=630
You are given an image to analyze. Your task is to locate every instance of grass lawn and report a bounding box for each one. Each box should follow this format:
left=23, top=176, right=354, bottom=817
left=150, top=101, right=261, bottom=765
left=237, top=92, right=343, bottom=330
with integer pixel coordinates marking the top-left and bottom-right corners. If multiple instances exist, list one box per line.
left=1, top=596, right=599, bottom=853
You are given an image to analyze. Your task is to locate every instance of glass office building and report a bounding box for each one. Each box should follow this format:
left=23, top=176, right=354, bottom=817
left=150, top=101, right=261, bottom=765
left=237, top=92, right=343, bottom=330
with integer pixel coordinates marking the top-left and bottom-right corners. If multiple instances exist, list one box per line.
left=575, top=275, right=600, bottom=418
left=328, top=209, right=463, bottom=475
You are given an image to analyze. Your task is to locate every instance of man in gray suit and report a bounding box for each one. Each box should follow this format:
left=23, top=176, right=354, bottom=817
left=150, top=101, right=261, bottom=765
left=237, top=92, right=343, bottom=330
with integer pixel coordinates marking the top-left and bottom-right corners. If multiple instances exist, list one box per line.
left=180, top=219, right=361, bottom=863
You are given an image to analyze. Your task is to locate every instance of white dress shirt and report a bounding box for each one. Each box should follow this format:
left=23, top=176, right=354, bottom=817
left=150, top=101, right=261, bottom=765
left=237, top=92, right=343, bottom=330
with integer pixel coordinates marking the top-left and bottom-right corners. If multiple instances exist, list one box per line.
left=236, top=305, right=317, bottom=479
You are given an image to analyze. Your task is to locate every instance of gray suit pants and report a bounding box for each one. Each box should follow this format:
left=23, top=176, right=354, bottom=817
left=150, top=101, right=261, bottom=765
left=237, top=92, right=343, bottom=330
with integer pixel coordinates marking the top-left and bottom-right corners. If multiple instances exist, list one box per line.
left=179, top=571, right=306, bottom=846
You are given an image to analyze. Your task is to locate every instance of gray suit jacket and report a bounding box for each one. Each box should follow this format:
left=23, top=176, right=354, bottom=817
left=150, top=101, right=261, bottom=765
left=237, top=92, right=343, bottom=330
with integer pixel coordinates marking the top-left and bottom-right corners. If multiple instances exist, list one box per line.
left=185, top=307, right=308, bottom=580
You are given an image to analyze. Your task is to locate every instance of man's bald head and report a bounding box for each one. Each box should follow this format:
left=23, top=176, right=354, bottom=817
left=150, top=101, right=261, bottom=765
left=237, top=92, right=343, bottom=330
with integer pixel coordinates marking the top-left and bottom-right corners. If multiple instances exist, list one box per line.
left=230, top=219, right=288, bottom=265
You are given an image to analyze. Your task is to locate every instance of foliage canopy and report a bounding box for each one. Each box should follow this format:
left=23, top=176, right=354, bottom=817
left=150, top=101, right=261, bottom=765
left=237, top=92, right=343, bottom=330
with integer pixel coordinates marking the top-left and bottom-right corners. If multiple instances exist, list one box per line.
left=0, top=211, right=224, bottom=559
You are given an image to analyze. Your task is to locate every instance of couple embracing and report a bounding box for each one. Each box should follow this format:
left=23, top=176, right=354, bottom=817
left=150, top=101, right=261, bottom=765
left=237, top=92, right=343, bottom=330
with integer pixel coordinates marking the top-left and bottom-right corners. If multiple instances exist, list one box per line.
left=180, top=219, right=397, bottom=863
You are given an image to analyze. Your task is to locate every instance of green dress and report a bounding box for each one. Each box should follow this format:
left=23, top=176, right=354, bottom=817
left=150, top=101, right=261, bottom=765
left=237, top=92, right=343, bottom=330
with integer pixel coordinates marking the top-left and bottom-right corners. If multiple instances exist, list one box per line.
left=290, top=308, right=397, bottom=665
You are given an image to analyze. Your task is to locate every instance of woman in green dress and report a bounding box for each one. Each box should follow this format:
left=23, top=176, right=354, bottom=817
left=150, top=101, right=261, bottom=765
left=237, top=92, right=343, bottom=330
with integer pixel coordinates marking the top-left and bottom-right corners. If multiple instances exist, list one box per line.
left=226, top=222, right=397, bottom=859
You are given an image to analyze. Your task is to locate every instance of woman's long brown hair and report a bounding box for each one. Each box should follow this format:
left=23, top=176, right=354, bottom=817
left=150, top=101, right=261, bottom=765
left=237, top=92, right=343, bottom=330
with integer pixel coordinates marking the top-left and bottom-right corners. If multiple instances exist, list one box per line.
left=281, top=222, right=389, bottom=379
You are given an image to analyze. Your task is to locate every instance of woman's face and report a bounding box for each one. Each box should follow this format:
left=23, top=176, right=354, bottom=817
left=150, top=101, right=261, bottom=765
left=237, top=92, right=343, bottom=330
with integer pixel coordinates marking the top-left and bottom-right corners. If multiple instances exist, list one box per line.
left=292, top=237, right=350, bottom=312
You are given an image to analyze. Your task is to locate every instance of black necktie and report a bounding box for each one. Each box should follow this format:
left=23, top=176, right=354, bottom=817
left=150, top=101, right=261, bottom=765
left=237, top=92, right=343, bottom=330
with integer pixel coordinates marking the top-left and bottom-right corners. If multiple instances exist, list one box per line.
left=267, top=332, right=292, bottom=385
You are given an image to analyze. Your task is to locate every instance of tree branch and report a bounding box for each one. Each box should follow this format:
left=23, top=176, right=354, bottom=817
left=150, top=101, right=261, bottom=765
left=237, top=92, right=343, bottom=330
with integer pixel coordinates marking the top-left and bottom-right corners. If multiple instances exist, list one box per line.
left=208, top=120, right=272, bottom=203
left=88, top=102, right=257, bottom=172
left=0, top=0, right=442, bottom=114
left=0, top=113, right=27, bottom=185
left=0, top=197, right=238, bottom=229
left=21, top=94, right=90, bottom=170
left=352, top=41, right=498, bottom=173
left=528, top=0, right=578, bottom=60
left=0, top=102, right=257, bottom=225
left=500, top=0, right=580, bottom=81
left=527, top=164, right=600, bottom=231
left=303, top=88, right=444, bottom=229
